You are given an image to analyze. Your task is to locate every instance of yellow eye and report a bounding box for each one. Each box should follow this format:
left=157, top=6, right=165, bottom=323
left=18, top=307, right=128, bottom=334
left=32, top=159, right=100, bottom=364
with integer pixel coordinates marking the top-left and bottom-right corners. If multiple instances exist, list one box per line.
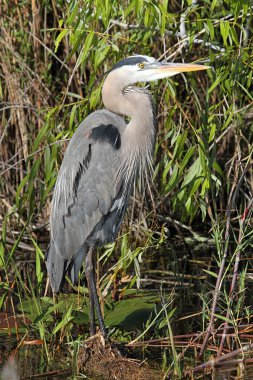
left=138, top=63, right=145, bottom=69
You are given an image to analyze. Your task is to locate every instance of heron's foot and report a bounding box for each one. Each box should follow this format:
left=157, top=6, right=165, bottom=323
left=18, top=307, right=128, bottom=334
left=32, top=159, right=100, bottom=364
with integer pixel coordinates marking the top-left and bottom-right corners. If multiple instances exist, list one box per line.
left=85, top=331, right=105, bottom=343
left=88, top=324, right=108, bottom=341
left=84, top=331, right=122, bottom=357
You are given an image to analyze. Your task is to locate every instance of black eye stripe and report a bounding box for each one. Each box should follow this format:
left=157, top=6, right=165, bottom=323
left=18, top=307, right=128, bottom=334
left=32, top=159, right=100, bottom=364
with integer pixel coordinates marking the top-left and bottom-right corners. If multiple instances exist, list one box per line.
left=112, top=56, right=148, bottom=70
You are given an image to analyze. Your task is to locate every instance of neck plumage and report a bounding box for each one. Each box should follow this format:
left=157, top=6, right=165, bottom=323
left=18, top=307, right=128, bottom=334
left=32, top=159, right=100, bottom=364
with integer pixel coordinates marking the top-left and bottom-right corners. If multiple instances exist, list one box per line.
left=102, top=71, right=156, bottom=187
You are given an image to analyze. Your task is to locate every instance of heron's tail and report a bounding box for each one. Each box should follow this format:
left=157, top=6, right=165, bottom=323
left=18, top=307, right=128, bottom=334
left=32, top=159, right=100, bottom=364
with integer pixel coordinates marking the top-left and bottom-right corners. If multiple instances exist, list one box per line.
left=45, top=243, right=66, bottom=293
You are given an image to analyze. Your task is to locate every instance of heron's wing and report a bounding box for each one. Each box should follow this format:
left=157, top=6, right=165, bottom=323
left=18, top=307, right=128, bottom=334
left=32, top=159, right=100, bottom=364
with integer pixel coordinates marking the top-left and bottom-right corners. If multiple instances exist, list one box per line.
left=46, top=110, right=126, bottom=291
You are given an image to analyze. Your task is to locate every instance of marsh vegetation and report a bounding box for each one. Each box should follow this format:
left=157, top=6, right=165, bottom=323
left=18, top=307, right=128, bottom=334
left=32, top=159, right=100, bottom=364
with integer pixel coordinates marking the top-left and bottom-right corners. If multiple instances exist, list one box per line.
left=1, top=0, right=253, bottom=378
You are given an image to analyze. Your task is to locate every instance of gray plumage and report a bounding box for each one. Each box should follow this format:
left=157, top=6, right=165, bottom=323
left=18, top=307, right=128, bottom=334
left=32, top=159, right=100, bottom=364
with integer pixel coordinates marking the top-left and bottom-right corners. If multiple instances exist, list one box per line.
left=46, top=110, right=132, bottom=290
left=45, top=55, right=209, bottom=337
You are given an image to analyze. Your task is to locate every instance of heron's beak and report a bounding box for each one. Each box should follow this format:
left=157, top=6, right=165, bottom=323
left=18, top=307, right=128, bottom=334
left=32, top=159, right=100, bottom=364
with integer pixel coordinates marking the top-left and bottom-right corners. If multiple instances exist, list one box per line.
left=143, top=61, right=210, bottom=81
left=156, top=62, right=210, bottom=73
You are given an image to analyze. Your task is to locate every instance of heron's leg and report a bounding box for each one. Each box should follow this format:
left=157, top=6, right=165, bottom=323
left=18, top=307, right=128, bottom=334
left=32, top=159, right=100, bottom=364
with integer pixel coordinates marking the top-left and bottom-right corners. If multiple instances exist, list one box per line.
left=85, top=247, right=107, bottom=337
left=85, top=249, right=95, bottom=336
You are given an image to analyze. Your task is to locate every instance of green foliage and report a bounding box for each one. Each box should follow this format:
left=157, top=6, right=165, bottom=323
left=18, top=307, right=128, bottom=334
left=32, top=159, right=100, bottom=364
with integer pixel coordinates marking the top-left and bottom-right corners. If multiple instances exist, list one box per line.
left=2, top=0, right=253, bottom=221
left=16, top=290, right=159, bottom=340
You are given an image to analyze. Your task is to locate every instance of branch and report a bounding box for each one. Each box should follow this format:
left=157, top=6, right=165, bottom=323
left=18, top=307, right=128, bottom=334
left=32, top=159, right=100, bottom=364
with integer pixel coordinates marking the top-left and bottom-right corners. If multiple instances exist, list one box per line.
left=218, top=196, right=253, bottom=355
left=194, top=343, right=253, bottom=372
left=199, top=155, right=252, bottom=357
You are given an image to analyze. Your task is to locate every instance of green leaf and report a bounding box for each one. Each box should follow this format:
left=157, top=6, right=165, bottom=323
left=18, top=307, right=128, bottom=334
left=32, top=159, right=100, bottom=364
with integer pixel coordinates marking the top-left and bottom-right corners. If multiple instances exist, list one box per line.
left=208, top=74, right=223, bottom=94
left=54, top=29, right=68, bottom=53
left=31, top=238, right=44, bottom=285
left=76, top=32, right=94, bottom=69
left=202, top=269, right=218, bottom=278
left=69, top=104, right=77, bottom=132
left=173, top=130, right=188, bottom=160
left=66, top=92, right=84, bottom=100
left=33, top=304, right=59, bottom=324
left=237, top=81, right=253, bottom=101
left=179, top=146, right=196, bottom=174
left=52, top=305, right=73, bottom=334
left=158, top=307, right=177, bottom=329
left=104, top=291, right=159, bottom=330
left=208, top=124, right=216, bottom=143
left=15, top=174, right=29, bottom=208
left=94, top=45, right=110, bottom=70
left=165, top=165, right=179, bottom=193
left=213, top=314, right=233, bottom=324
left=199, top=143, right=207, bottom=176
left=220, top=20, right=230, bottom=46
left=182, top=157, right=201, bottom=186
left=205, top=20, right=214, bottom=40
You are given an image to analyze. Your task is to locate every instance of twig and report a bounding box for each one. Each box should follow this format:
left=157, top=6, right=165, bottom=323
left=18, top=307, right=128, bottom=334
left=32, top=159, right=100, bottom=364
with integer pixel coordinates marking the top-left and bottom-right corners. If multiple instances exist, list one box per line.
left=0, top=103, right=38, bottom=112
left=109, top=19, right=225, bottom=55
left=218, top=197, right=253, bottom=355
left=108, top=19, right=174, bottom=36
left=0, top=138, right=69, bottom=176
left=0, top=27, right=52, bottom=97
left=192, top=38, right=225, bottom=52
left=2, top=15, right=71, bottom=72
left=21, top=369, right=71, bottom=379
left=160, top=5, right=253, bottom=61
left=200, top=158, right=252, bottom=357
left=194, top=343, right=253, bottom=372
left=140, top=278, right=194, bottom=287
left=157, top=214, right=214, bottom=243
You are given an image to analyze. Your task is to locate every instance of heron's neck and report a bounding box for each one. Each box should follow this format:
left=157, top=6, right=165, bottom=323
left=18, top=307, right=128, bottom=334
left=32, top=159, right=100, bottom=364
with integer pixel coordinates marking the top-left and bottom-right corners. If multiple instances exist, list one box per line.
left=102, top=74, right=156, bottom=184
left=102, top=73, right=156, bottom=143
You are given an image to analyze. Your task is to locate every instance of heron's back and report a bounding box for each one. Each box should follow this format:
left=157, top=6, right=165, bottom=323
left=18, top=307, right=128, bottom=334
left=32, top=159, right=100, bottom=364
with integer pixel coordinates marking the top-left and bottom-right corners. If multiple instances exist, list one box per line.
left=46, top=109, right=131, bottom=291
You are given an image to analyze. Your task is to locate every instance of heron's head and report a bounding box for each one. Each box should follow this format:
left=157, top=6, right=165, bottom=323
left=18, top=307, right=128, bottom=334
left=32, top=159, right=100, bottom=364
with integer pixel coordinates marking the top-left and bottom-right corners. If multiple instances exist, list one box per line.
left=106, top=55, right=209, bottom=85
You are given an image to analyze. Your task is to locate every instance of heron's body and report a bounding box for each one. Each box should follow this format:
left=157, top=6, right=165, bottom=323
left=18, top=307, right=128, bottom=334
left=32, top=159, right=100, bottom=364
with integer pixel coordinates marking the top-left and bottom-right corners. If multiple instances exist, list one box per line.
left=47, top=99, right=155, bottom=292
left=47, top=110, right=127, bottom=291
left=46, top=55, right=209, bottom=337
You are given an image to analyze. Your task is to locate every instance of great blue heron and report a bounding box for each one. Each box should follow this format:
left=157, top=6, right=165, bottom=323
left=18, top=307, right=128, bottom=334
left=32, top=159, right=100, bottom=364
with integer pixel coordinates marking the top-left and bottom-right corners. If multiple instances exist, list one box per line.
left=45, top=55, right=209, bottom=337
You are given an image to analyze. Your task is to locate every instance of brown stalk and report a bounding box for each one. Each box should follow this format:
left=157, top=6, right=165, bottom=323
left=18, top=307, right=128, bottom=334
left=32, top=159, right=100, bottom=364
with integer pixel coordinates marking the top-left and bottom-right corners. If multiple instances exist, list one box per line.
left=0, top=53, right=28, bottom=162
left=199, top=142, right=250, bottom=357
left=218, top=196, right=253, bottom=355
left=194, top=343, right=253, bottom=372
left=31, top=0, right=42, bottom=128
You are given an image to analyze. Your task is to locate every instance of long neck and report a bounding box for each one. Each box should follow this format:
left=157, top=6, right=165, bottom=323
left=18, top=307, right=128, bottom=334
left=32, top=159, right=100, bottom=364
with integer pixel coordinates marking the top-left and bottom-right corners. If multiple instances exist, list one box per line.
left=102, top=70, right=156, bottom=186
left=102, top=70, right=155, bottom=123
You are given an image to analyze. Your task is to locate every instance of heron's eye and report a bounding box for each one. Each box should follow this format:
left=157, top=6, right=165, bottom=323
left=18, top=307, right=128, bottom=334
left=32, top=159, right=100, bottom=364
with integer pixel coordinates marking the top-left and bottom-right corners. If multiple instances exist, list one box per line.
left=138, top=63, right=145, bottom=69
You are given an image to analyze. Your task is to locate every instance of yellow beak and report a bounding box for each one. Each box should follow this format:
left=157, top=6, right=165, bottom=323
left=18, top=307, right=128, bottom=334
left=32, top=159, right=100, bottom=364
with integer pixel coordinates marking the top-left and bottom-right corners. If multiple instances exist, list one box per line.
left=157, top=62, right=211, bottom=73
left=143, top=61, right=210, bottom=81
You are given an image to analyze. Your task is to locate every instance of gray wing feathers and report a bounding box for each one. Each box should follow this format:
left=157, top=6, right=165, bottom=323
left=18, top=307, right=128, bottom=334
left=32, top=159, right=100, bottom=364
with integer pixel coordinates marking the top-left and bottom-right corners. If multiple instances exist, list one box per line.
left=46, top=110, right=126, bottom=291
